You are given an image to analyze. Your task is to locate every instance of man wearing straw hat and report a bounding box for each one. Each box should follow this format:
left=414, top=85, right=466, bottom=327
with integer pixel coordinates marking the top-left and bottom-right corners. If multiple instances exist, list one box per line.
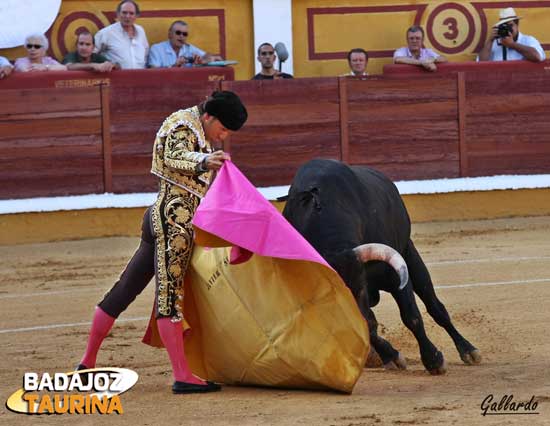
left=478, top=7, right=545, bottom=62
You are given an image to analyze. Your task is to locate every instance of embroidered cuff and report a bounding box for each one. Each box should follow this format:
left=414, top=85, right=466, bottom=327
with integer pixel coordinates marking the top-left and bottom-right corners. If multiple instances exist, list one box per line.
left=196, top=157, right=208, bottom=173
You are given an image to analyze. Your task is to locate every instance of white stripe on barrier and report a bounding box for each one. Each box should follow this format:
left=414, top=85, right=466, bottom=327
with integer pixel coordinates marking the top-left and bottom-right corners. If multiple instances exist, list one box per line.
left=2, top=174, right=550, bottom=214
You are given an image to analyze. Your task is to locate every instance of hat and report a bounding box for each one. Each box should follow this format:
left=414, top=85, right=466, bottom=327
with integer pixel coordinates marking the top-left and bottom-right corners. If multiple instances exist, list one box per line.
left=204, top=91, right=248, bottom=131
left=494, top=7, right=522, bottom=27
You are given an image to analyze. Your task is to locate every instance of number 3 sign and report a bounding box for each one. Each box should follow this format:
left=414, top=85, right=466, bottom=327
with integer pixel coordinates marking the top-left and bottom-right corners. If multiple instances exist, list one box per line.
left=426, top=2, right=476, bottom=54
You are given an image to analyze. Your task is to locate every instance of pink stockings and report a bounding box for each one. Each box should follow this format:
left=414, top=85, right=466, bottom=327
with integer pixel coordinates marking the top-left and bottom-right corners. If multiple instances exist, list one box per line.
left=81, top=307, right=202, bottom=385
left=156, top=318, right=205, bottom=385
left=80, top=306, right=115, bottom=368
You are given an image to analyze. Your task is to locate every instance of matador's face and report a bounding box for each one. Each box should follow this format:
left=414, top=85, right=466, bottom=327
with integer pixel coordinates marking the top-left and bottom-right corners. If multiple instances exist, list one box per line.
left=202, top=114, right=232, bottom=145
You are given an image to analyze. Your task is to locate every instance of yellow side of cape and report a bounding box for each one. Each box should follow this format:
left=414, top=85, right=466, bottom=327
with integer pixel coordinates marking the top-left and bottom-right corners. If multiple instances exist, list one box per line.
left=179, top=230, right=369, bottom=393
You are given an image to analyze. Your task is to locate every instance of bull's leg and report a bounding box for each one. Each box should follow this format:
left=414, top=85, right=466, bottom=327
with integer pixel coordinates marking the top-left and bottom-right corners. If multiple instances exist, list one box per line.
left=356, top=288, right=406, bottom=370
left=391, top=283, right=446, bottom=374
left=405, top=240, right=481, bottom=365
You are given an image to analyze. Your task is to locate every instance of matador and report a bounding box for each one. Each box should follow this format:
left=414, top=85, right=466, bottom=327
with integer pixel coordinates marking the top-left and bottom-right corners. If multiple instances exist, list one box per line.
left=76, top=91, right=248, bottom=394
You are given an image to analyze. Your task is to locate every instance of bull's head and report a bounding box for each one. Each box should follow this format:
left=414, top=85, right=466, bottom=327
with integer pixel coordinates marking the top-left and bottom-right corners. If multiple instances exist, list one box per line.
left=281, top=187, right=322, bottom=234
left=283, top=185, right=408, bottom=292
left=329, top=244, right=408, bottom=297
left=328, top=249, right=371, bottom=303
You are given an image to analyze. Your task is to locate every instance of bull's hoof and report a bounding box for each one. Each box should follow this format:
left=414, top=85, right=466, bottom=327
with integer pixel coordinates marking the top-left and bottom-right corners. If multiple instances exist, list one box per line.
left=383, top=352, right=407, bottom=370
left=365, top=348, right=383, bottom=368
left=460, top=349, right=482, bottom=365
left=422, top=350, right=446, bottom=375
left=428, top=357, right=447, bottom=375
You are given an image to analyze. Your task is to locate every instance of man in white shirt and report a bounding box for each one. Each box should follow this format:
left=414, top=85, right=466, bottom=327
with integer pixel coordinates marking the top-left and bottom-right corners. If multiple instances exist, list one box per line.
left=477, top=7, right=545, bottom=62
left=95, top=0, right=149, bottom=69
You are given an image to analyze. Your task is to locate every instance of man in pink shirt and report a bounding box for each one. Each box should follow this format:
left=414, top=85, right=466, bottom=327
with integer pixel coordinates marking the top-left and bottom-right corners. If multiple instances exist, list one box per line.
left=393, top=25, right=447, bottom=72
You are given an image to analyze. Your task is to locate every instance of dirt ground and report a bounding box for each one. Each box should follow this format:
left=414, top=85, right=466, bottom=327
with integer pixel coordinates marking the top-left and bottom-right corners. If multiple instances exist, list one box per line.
left=1, top=215, right=549, bottom=425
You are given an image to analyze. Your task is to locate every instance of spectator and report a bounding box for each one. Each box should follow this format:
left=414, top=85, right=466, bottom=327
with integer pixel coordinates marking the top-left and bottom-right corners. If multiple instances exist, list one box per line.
left=14, top=34, right=67, bottom=72
left=0, top=56, right=13, bottom=79
left=252, top=43, right=293, bottom=80
left=343, top=48, right=368, bottom=76
left=63, top=31, right=117, bottom=72
left=94, top=0, right=148, bottom=69
left=393, top=25, right=447, bottom=72
left=477, top=7, right=545, bottom=62
left=148, top=20, right=222, bottom=68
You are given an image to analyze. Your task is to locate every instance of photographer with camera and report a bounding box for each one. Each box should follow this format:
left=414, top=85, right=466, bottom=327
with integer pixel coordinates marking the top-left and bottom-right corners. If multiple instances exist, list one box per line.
left=478, top=7, right=545, bottom=62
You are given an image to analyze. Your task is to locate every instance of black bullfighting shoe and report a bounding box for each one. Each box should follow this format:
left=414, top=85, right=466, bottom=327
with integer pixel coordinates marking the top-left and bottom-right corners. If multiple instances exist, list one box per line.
left=74, top=363, right=90, bottom=386
left=172, top=380, right=222, bottom=394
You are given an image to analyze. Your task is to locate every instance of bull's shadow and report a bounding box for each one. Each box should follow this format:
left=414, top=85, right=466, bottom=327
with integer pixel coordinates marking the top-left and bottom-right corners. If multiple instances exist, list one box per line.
left=282, top=159, right=481, bottom=375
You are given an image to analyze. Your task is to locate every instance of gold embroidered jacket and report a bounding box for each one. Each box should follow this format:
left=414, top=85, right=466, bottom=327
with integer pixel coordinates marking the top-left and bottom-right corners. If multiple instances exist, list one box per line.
left=151, top=106, right=213, bottom=198
left=150, top=106, right=214, bottom=319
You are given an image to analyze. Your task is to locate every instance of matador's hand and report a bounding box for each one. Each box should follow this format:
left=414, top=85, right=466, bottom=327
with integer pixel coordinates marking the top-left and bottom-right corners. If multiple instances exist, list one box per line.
left=204, top=150, right=231, bottom=171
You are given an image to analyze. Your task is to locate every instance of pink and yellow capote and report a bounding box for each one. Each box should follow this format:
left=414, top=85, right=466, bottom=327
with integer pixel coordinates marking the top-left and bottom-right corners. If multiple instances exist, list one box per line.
left=144, top=161, right=369, bottom=393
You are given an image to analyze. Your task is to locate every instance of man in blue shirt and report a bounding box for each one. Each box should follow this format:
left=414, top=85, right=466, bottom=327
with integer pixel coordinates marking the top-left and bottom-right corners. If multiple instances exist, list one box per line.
left=148, top=20, right=221, bottom=68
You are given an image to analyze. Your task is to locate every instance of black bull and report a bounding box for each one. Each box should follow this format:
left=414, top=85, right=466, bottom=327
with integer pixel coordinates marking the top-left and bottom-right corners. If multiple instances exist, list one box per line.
left=282, top=159, right=481, bottom=374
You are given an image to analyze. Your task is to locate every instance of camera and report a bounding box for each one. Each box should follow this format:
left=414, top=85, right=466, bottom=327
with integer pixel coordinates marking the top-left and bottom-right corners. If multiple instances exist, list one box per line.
left=183, top=56, right=195, bottom=68
left=497, top=22, right=513, bottom=38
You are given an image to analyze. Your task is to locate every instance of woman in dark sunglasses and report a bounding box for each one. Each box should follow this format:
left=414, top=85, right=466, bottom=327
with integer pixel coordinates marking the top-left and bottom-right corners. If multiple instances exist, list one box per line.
left=14, top=33, right=67, bottom=72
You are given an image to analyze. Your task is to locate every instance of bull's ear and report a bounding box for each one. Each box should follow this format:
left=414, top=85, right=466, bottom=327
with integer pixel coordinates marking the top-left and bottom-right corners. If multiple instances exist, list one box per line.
left=276, top=194, right=289, bottom=202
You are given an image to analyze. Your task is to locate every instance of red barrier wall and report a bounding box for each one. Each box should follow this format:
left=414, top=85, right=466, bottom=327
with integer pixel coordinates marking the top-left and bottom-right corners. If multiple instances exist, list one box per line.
left=0, top=86, right=105, bottom=199
left=383, top=60, right=550, bottom=76
left=2, top=63, right=550, bottom=199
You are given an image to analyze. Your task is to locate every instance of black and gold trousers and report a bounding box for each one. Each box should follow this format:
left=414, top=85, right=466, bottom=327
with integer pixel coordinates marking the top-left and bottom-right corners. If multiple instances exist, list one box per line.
left=151, top=180, right=199, bottom=320
left=98, top=181, right=199, bottom=322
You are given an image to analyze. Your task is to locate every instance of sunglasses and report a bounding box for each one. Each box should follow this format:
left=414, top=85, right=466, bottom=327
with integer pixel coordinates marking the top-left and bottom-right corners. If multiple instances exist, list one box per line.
left=26, top=44, right=43, bottom=49
left=174, top=30, right=188, bottom=36
left=260, top=51, right=274, bottom=56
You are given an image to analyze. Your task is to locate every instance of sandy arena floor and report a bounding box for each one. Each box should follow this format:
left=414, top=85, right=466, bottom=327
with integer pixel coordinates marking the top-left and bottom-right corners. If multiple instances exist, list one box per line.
left=1, top=216, right=549, bottom=425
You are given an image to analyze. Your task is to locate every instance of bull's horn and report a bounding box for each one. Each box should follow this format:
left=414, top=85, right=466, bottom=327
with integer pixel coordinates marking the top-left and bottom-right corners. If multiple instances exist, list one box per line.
left=353, top=244, right=409, bottom=290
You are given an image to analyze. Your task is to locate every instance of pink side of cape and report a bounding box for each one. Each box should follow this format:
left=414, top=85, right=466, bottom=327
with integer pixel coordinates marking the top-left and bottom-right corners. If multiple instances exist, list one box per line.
left=192, top=161, right=330, bottom=268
